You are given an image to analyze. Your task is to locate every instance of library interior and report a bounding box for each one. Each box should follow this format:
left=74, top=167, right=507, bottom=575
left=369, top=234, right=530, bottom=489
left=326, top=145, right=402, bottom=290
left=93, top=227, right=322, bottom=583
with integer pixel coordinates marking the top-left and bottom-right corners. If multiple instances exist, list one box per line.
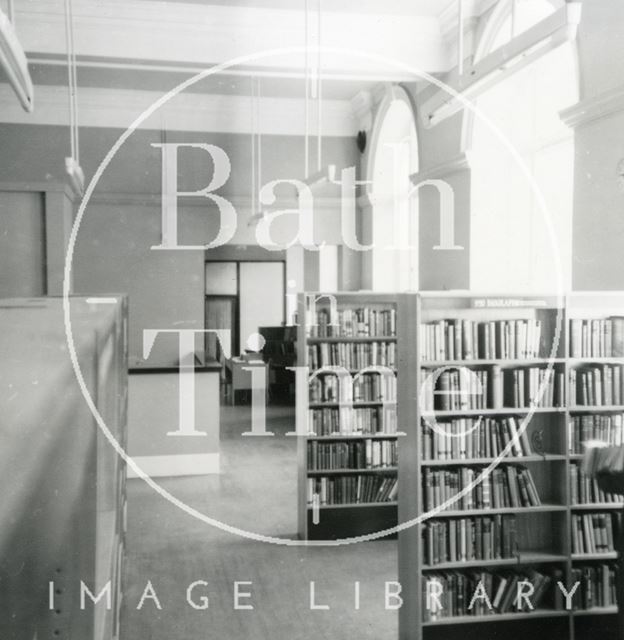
left=2, top=1, right=624, bottom=639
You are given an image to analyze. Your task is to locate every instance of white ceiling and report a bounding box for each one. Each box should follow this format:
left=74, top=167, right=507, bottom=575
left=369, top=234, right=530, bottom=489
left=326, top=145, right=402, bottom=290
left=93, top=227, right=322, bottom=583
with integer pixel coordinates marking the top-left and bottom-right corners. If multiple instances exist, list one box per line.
left=2, top=0, right=492, bottom=130
left=133, top=0, right=455, bottom=17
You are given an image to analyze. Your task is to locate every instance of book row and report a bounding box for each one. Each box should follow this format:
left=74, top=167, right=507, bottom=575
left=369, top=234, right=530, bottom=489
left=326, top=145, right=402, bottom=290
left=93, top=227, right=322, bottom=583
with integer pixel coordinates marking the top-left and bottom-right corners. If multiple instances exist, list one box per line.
left=570, top=317, right=624, bottom=358
left=569, top=413, right=624, bottom=453
left=422, top=365, right=565, bottom=412
left=570, top=564, right=617, bottom=610
left=421, top=568, right=552, bottom=622
left=570, top=463, right=624, bottom=505
left=422, top=465, right=541, bottom=511
left=307, top=406, right=398, bottom=436
left=307, top=306, right=396, bottom=338
left=307, top=342, right=396, bottom=370
left=423, top=368, right=490, bottom=412
left=571, top=513, right=618, bottom=555
left=306, top=475, right=398, bottom=506
left=308, top=372, right=397, bottom=404
left=420, top=318, right=543, bottom=362
left=422, top=515, right=518, bottom=566
left=571, top=364, right=624, bottom=406
left=421, top=416, right=533, bottom=461
left=306, top=439, right=398, bottom=471
left=504, top=367, right=565, bottom=408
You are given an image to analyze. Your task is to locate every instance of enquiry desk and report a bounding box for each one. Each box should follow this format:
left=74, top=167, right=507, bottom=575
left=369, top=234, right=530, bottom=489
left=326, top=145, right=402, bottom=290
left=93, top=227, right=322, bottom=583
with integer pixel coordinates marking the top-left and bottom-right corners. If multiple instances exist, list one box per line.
left=128, top=354, right=221, bottom=477
left=225, top=354, right=268, bottom=405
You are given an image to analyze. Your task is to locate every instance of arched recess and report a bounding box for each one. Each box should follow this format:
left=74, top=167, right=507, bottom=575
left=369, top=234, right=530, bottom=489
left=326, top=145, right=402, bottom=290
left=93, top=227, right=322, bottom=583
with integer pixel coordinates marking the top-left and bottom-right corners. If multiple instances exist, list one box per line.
left=362, top=84, right=419, bottom=292
left=463, top=0, right=579, bottom=293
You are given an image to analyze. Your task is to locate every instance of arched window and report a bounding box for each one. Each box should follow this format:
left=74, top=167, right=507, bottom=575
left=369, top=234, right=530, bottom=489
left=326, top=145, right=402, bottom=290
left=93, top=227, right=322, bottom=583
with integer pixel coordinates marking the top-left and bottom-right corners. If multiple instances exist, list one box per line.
left=367, top=85, right=419, bottom=292
left=468, top=0, right=578, bottom=293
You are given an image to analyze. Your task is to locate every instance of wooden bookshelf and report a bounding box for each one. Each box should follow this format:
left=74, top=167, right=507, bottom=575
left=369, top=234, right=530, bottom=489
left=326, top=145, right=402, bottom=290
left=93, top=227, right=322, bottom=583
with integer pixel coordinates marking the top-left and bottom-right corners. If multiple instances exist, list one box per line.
left=297, top=292, right=402, bottom=540
left=0, top=296, right=128, bottom=640
left=567, top=292, right=624, bottom=638
left=399, top=292, right=621, bottom=640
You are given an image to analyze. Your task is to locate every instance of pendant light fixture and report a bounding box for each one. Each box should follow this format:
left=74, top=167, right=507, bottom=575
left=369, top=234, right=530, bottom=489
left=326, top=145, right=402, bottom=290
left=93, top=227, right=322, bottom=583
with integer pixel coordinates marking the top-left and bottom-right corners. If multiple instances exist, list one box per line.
left=64, top=0, right=84, bottom=196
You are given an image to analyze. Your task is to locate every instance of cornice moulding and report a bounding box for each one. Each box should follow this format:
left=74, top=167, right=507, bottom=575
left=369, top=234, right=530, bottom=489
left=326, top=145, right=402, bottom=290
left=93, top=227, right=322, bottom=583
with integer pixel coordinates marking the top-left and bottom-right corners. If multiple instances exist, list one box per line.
left=410, top=152, right=471, bottom=183
left=0, top=84, right=357, bottom=136
left=89, top=192, right=343, bottom=209
left=560, top=85, right=624, bottom=129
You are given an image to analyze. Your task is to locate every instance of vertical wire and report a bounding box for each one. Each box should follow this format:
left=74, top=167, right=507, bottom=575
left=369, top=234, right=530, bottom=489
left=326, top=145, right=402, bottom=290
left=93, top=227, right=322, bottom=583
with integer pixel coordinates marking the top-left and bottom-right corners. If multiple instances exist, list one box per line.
left=7, top=0, right=15, bottom=24
left=304, top=0, right=309, bottom=177
left=457, top=0, right=464, bottom=77
left=257, top=77, right=262, bottom=205
left=251, top=77, right=256, bottom=218
left=316, top=0, right=322, bottom=171
left=64, top=0, right=75, bottom=160
left=68, top=0, right=80, bottom=164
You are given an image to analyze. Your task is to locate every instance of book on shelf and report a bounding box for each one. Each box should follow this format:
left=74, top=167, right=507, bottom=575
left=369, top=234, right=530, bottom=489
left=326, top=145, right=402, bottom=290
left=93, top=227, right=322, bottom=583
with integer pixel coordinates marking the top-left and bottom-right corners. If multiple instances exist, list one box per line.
left=570, top=413, right=624, bottom=453
left=503, top=367, right=565, bottom=408
left=420, top=318, right=543, bottom=362
left=570, top=564, right=618, bottom=610
left=571, top=513, right=618, bottom=555
left=570, top=364, right=624, bottom=406
left=570, top=462, right=624, bottom=504
left=421, top=568, right=553, bottom=622
left=309, top=371, right=397, bottom=404
left=422, top=465, right=541, bottom=511
left=308, top=306, right=396, bottom=338
left=307, top=439, right=397, bottom=470
left=421, top=416, right=533, bottom=460
left=308, top=406, right=397, bottom=436
left=307, top=341, right=396, bottom=369
left=307, top=474, right=398, bottom=506
left=422, top=515, right=518, bottom=565
left=421, top=365, right=564, bottom=412
left=569, top=317, right=624, bottom=358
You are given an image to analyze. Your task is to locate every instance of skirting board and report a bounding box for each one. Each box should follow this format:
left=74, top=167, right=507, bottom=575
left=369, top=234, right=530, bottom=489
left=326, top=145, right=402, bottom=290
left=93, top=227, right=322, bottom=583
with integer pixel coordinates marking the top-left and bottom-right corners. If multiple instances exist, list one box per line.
left=127, top=453, right=220, bottom=478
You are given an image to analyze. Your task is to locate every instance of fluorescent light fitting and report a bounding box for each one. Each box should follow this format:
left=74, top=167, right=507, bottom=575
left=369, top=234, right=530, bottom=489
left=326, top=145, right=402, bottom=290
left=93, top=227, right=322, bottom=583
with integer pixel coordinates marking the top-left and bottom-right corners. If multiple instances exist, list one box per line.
left=423, top=2, right=581, bottom=128
left=65, top=156, right=85, bottom=197
left=0, top=8, right=34, bottom=112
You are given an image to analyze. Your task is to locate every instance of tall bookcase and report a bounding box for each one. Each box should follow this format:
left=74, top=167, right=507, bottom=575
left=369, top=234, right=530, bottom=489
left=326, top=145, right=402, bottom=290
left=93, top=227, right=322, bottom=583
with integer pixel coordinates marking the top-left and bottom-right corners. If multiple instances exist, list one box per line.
left=297, top=292, right=401, bottom=540
left=0, top=296, right=128, bottom=640
left=567, top=292, right=624, bottom=639
left=399, top=292, right=624, bottom=640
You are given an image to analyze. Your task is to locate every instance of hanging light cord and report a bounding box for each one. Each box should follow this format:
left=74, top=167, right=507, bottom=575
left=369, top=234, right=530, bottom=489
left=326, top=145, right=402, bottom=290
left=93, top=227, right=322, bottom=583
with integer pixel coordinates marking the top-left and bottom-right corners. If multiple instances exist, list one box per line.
left=250, top=77, right=256, bottom=218
left=316, top=0, right=322, bottom=171
left=250, top=77, right=262, bottom=217
left=64, top=0, right=79, bottom=164
left=304, top=0, right=309, bottom=177
left=457, top=0, right=464, bottom=76
left=257, top=77, right=262, bottom=208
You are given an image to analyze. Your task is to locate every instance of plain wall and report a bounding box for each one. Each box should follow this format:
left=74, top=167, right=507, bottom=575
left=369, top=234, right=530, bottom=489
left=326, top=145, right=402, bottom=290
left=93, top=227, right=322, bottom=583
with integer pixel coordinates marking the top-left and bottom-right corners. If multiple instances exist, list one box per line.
left=73, top=200, right=206, bottom=367
left=571, top=109, right=624, bottom=289
left=128, top=370, right=220, bottom=458
left=571, top=0, right=624, bottom=289
left=239, top=261, right=285, bottom=352
left=0, top=191, right=46, bottom=297
left=0, top=123, right=358, bottom=359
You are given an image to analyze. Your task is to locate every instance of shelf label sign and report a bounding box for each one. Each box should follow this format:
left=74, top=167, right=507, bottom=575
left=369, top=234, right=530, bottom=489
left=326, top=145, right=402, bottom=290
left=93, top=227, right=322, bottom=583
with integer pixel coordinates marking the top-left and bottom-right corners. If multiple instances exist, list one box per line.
left=472, top=298, right=549, bottom=309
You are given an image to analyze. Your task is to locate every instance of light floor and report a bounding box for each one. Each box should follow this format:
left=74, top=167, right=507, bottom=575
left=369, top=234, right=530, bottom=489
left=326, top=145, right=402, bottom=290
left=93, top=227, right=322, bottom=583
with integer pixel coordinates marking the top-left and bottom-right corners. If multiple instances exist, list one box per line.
left=120, top=404, right=398, bottom=640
